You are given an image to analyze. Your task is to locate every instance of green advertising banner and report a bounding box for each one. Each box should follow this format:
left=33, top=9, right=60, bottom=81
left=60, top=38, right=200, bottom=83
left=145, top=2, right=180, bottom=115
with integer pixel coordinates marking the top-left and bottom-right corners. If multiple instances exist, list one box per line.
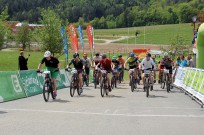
left=0, top=71, right=26, bottom=102
left=193, top=70, right=201, bottom=91
left=19, top=70, right=43, bottom=97
left=183, top=69, right=190, bottom=85
left=199, top=71, right=204, bottom=95
left=186, top=69, right=196, bottom=87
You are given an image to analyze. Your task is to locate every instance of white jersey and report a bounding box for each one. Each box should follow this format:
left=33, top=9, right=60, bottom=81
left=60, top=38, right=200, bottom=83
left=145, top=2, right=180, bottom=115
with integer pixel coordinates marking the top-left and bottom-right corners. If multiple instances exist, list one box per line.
left=140, top=58, right=155, bottom=70
left=93, top=56, right=102, bottom=65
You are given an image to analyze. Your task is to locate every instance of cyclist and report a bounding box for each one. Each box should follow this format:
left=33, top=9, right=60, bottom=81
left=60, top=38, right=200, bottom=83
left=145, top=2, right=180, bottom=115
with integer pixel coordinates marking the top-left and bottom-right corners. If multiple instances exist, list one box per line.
left=66, top=52, right=84, bottom=93
left=96, top=53, right=112, bottom=91
left=124, top=52, right=139, bottom=83
left=140, top=53, right=156, bottom=89
left=93, top=52, right=102, bottom=83
left=111, top=55, right=120, bottom=80
left=158, top=52, right=174, bottom=84
left=82, top=53, right=92, bottom=81
left=37, top=51, right=60, bottom=97
left=117, top=54, right=125, bottom=81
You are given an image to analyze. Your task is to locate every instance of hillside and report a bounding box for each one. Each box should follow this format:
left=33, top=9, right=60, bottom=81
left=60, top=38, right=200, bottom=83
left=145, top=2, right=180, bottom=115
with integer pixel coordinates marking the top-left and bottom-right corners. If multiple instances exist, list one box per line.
left=0, top=0, right=203, bottom=28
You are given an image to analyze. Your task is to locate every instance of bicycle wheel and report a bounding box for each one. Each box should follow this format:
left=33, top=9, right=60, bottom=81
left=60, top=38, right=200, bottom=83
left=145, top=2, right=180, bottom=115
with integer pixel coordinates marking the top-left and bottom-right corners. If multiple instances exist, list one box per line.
left=70, top=78, right=75, bottom=97
left=161, top=74, right=166, bottom=89
left=119, top=72, right=122, bottom=84
left=167, top=75, right=170, bottom=93
left=94, top=74, right=97, bottom=89
left=100, top=79, right=105, bottom=97
left=111, top=77, right=115, bottom=89
left=43, top=82, right=50, bottom=102
left=50, top=83, right=56, bottom=100
left=131, top=76, right=135, bottom=92
left=146, top=85, right=149, bottom=97
left=115, top=76, right=117, bottom=88
left=85, top=76, right=89, bottom=86
left=77, top=86, right=81, bottom=96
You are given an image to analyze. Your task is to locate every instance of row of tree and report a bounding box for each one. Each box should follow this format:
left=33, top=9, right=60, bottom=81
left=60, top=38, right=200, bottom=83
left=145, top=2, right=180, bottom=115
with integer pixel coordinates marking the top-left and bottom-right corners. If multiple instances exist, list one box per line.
left=0, top=0, right=203, bottom=28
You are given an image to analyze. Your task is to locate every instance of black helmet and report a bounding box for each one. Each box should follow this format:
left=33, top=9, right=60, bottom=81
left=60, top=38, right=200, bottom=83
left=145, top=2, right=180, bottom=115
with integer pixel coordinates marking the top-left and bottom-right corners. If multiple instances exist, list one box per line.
left=95, top=52, right=99, bottom=56
left=73, top=52, right=79, bottom=58
left=118, top=54, right=122, bottom=57
left=146, top=53, right=151, bottom=57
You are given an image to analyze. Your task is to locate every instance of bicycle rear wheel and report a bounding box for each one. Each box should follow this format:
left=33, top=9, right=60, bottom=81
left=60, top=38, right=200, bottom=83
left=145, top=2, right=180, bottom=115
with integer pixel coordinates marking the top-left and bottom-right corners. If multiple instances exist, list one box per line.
left=85, top=76, right=89, bottom=86
left=161, top=75, right=166, bottom=89
left=111, top=77, right=115, bottom=89
left=167, top=75, right=170, bottom=93
left=43, top=82, right=50, bottom=102
left=77, top=87, right=81, bottom=96
left=146, top=85, right=149, bottom=97
left=50, top=84, right=56, bottom=100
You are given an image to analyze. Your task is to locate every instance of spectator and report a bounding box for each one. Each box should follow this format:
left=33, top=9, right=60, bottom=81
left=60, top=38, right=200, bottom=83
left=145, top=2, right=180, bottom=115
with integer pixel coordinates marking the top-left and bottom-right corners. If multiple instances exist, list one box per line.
left=175, top=56, right=181, bottom=67
left=180, top=55, right=187, bottom=67
left=187, top=54, right=195, bottom=67
left=18, top=51, right=30, bottom=70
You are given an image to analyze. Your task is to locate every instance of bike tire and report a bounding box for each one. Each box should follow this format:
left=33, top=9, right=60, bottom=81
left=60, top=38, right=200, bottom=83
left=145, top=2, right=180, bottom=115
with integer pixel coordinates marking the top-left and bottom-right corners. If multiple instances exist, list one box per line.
left=86, top=77, right=89, bottom=86
left=119, top=73, right=122, bottom=84
left=77, top=87, right=81, bottom=96
left=151, top=86, right=153, bottom=91
left=115, top=77, right=117, bottom=88
left=94, top=74, right=97, bottom=89
left=111, top=77, right=115, bottom=89
left=43, top=82, right=50, bottom=102
left=131, top=76, right=134, bottom=92
left=100, top=79, right=105, bottom=97
left=50, top=84, right=56, bottom=100
left=70, top=79, right=75, bottom=97
left=146, top=86, right=149, bottom=97
left=167, top=75, right=170, bottom=93
left=161, top=75, right=166, bottom=89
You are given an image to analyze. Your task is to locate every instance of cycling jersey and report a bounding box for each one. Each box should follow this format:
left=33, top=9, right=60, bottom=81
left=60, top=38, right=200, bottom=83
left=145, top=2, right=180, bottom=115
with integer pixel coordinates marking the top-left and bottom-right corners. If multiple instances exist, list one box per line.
left=160, top=58, right=173, bottom=68
left=112, top=59, right=120, bottom=67
left=126, top=57, right=138, bottom=67
left=140, top=58, right=155, bottom=70
left=93, top=56, right=102, bottom=65
left=100, top=58, right=112, bottom=72
left=69, top=58, right=84, bottom=70
left=40, top=57, right=59, bottom=68
left=117, top=58, right=125, bottom=67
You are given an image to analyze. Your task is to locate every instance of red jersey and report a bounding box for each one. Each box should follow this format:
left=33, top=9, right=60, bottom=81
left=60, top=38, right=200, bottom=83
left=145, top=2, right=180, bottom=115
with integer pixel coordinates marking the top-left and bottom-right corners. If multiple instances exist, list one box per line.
left=99, top=58, right=112, bottom=71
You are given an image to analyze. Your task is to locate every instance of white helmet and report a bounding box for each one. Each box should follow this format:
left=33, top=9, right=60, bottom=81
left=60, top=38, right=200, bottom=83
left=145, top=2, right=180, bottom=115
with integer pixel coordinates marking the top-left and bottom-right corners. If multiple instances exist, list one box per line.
left=164, top=52, right=168, bottom=57
left=44, top=51, right=51, bottom=57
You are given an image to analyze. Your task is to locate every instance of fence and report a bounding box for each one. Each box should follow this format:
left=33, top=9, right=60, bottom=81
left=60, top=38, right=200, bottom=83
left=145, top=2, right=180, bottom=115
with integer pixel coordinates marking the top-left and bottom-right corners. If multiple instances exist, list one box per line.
left=0, top=69, right=92, bottom=103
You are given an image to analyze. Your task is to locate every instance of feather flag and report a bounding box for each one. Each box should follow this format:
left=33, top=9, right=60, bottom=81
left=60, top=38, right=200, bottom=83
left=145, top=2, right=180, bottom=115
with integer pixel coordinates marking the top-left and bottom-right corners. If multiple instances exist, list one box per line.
left=86, top=24, right=94, bottom=53
left=60, top=27, right=68, bottom=61
left=67, top=24, right=78, bottom=53
left=77, top=25, right=84, bottom=50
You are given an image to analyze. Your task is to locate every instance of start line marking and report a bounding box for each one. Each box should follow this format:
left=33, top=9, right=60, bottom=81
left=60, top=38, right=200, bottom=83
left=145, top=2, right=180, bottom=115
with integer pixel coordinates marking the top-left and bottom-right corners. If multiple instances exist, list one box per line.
left=1, top=108, right=204, bottom=118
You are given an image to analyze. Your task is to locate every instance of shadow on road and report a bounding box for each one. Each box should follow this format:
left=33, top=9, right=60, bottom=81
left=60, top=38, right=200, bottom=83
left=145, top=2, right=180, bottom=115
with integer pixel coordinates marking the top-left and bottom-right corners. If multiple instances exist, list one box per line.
left=107, top=95, right=125, bottom=98
left=77, top=95, right=95, bottom=98
left=0, top=111, right=8, bottom=114
left=51, top=99, right=71, bottom=103
left=148, top=95, right=168, bottom=98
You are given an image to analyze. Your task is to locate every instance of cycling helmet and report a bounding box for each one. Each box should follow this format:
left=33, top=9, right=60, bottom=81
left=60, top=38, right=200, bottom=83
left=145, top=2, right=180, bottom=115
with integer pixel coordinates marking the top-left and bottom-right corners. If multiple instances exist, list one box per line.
left=73, top=53, right=79, bottom=58
left=95, top=52, right=99, bottom=56
left=146, top=53, right=151, bottom=57
left=102, top=53, right=107, bottom=59
left=112, top=55, right=117, bottom=60
left=44, top=51, right=51, bottom=57
left=118, top=54, right=122, bottom=57
left=74, top=52, right=79, bottom=57
left=83, top=53, right=88, bottom=57
left=130, top=52, right=134, bottom=57
left=164, top=52, right=168, bottom=57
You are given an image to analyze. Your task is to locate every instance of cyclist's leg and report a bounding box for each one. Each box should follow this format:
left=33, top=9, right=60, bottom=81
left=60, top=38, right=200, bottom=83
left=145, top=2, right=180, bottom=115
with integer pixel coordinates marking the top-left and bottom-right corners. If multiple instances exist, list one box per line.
left=107, top=72, right=111, bottom=86
left=51, top=78, right=57, bottom=92
left=142, top=70, right=145, bottom=85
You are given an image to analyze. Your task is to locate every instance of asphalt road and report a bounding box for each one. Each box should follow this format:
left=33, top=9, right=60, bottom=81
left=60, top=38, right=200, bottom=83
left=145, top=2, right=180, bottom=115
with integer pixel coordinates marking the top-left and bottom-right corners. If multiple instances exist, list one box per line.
left=0, top=82, right=203, bottom=135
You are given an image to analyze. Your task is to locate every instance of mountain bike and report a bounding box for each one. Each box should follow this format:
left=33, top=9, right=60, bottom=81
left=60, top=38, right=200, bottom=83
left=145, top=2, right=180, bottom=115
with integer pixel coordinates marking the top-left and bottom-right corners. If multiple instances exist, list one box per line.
left=93, top=68, right=100, bottom=89
left=111, top=69, right=118, bottom=89
left=128, top=69, right=138, bottom=92
left=37, top=70, right=58, bottom=102
left=100, top=70, right=109, bottom=97
left=118, top=68, right=123, bottom=84
left=66, top=68, right=82, bottom=97
left=143, top=69, right=154, bottom=97
left=82, top=71, right=89, bottom=87
left=163, top=69, right=171, bottom=93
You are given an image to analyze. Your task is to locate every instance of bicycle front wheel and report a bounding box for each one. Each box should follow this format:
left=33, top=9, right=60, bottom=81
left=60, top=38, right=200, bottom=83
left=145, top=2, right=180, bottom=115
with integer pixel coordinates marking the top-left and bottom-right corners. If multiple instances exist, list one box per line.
left=100, top=79, right=105, bottom=97
left=146, top=85, right=149, bottom=97
left=131, top=76, right=135, bottom=92
left=70, top=79, right=75, bottom=97
left=43, top=82, right=50, bottom=102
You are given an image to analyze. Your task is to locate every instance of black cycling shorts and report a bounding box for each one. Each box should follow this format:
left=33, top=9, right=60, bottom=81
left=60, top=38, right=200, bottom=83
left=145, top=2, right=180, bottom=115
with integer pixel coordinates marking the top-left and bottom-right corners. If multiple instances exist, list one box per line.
left=129, top=65, right=137, bottom=69
left=85, top=67, right=90, bottom=75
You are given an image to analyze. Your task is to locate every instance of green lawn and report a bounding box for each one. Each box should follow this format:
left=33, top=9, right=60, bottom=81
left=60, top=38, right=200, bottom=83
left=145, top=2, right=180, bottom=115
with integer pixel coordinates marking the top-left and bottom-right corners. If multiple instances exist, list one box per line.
left=92, top=23, right=193, bottom=45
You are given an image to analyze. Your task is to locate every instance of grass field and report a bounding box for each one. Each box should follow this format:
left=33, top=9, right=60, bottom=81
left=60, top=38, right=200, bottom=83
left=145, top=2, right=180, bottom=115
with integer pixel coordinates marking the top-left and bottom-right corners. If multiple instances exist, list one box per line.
left=91, top=23, right=193, bottom=45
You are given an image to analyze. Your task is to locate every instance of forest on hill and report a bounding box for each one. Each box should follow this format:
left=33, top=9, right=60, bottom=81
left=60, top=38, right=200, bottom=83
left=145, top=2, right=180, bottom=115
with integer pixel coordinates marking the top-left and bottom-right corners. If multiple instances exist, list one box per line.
left=0, top=0, right=203, bottom=28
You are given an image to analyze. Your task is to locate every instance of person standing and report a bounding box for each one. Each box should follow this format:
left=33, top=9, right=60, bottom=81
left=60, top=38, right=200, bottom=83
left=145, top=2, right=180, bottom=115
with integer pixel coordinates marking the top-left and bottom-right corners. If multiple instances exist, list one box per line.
left=18, top=51, right=30, bottom=70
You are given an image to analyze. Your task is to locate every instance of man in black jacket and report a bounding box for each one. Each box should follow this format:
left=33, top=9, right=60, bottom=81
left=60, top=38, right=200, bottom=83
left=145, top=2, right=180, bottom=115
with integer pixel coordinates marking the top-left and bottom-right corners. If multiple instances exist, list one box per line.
left=18, top=51, right=30, bottom=70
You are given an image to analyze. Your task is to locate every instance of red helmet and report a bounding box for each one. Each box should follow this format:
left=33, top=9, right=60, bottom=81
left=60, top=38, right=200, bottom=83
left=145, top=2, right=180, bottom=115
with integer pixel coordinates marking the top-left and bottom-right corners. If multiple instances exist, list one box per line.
left=83, top=53, right=88, bottom=57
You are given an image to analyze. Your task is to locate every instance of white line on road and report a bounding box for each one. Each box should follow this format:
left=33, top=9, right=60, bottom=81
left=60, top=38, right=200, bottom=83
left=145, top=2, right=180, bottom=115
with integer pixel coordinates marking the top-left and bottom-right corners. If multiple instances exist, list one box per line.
left=1, top=108, right=204, bottom=118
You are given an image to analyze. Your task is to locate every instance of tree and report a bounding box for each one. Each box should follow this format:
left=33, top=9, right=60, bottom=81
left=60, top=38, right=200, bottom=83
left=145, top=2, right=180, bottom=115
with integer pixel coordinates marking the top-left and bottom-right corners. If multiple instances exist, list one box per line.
left=37, top=8, right=63, bottom=56
left=15, top=22, right=32, bottom=50
left=0, top=7, right=9, bottom=50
